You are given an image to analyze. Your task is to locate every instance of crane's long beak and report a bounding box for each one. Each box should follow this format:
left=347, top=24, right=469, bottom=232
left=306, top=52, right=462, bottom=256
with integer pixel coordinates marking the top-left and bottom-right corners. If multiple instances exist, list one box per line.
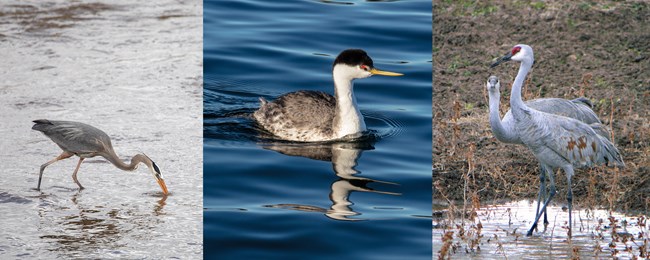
left=370, top=68, right=403, bottom=76
left=490, top=52, right=512, bottom=68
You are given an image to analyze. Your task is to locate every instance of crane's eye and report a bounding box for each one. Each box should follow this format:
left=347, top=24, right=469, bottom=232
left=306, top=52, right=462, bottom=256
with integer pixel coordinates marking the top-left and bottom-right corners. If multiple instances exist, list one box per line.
left=360, top=65, right=370, bottom=71
left=512, top=46, right=522, bottom=55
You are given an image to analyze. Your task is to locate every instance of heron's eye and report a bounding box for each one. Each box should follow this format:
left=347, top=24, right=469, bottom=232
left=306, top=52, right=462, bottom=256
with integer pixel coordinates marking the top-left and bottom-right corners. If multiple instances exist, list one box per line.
left=360, top=65, right=370, bottom=71
left=512, top=46, right=522, bottom=55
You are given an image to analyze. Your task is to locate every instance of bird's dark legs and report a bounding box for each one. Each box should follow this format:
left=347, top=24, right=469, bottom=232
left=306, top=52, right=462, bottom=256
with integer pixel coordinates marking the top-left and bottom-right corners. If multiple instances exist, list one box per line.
left=534, top=164, right=550, bottom=229
left=565, top=166, right=574, bottom=238
left=38, top=151, right=73, bottom=190
left=71, top=158, right=85, bottom=190
left=527, top=165, right=556, bottom=236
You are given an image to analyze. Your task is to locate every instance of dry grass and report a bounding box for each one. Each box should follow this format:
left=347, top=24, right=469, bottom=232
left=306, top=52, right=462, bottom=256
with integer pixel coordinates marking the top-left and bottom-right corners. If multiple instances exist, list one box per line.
left=434, top=0, right=650, bottom=211
left=434, top=0, right=650, bottom=258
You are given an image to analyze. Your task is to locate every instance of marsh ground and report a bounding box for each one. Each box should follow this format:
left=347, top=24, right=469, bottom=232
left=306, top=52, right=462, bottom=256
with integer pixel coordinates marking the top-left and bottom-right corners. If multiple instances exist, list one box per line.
left=433, top=0, right=649, bottom=258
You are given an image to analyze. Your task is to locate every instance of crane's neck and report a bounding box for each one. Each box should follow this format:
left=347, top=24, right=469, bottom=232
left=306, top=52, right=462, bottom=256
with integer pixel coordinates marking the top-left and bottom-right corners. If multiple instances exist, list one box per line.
left=332, top=66, right=366, bottom=139
left=510, top=60, right=534, bottom=117
left=488, top=89, right=517, bottom=143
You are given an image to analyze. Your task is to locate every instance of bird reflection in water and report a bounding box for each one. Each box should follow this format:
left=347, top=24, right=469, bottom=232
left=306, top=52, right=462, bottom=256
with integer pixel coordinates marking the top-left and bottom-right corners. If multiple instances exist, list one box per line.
left=261, top=139, right=400, bottom=221
left=36, top=190, right=168, bottom=256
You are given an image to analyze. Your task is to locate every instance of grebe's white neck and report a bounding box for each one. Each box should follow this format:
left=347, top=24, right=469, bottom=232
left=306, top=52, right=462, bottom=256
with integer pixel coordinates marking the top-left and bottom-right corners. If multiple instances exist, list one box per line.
left=332, top=64, right=367, bottom=139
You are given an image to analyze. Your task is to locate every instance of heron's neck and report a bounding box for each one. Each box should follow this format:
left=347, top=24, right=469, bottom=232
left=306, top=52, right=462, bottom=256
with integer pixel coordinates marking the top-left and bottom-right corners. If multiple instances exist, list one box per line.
left=333, top=67, right=366, bottom=138
left=103, top=149, right=144, bottom=171
left=488, top=90, right=517, bottom=142
left=510, top=60, right=533, bottom=116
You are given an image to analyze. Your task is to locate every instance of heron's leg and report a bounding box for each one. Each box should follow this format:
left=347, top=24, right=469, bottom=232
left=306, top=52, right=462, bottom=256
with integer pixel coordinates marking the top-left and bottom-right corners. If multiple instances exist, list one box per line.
left=527, top=165, right=556, bottom=236
left=564, top=166, right=575, bottom=238
left=71, top=158, right=85, bottom=190
left=38, top=151, right=74, bottom=190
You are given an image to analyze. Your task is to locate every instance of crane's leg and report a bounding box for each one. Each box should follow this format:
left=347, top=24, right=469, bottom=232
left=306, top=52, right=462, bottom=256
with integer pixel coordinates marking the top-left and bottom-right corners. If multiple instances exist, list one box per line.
left=564, top=166, right=575, bottom=238
left=38, top=151, right=74, bottom=190
left=534, top=163, right=548, bottom=229
left=527, top=165, right=556, bottom=236
left=71, top=158, right=85, bottom=190
left=542, top=166, right=549, bottom=226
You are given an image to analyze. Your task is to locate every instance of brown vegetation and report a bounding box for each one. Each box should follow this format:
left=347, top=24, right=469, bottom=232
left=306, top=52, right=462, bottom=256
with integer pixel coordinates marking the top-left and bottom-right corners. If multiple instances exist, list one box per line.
left=434, top=1, right=650, bottom=257
left=434, top=0, right=649, bottom=213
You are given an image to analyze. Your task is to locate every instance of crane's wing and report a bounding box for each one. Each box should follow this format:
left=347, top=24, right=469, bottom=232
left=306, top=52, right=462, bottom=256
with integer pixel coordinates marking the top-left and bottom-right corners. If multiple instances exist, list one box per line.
left=532, top=113, right=624, bottom=168
left=526, top=98, right=601, bottom=125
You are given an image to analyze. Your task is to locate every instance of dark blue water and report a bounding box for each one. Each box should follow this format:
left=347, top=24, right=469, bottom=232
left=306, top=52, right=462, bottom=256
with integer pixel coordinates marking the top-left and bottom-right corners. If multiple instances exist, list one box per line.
left=204, top=1, right=432, bottom=259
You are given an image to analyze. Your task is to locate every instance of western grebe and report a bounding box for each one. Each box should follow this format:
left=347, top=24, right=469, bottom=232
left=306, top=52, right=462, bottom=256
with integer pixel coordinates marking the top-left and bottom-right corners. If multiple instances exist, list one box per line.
left=253, top=49, right=402, bottom=142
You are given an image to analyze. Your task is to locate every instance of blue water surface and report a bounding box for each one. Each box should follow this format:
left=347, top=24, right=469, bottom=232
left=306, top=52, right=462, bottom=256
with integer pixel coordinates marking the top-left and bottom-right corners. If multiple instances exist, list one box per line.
left=204, top=1, right=432, bottom=259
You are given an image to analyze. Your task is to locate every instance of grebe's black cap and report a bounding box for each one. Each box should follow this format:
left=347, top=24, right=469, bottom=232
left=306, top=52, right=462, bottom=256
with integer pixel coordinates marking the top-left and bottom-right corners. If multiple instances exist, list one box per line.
left=333, top=49, right=373, bottom=68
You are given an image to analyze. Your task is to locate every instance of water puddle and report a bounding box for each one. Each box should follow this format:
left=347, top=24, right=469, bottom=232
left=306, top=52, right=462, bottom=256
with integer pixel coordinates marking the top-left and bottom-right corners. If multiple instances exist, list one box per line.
left=434, top=200, right=650, bottom=259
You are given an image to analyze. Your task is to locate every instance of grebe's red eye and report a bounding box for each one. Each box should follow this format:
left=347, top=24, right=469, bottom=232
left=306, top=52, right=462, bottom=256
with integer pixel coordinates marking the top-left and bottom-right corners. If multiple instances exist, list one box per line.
left=360, top=65, right=369, bottom=71
left=512, top=46, right=522, bottom=55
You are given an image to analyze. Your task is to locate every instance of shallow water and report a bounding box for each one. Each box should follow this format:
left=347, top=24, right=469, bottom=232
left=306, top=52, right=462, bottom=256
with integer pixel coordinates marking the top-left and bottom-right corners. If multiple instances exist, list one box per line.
left=433, top=200, right=650, bottom=259
left=0, top=0, right=202, bottom=258
left=204, top=0, right=432, bottom=258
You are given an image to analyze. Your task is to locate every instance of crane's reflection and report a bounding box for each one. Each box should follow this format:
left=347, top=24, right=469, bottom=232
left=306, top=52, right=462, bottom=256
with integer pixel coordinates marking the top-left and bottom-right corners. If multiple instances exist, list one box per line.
left=260, top=139, right=400, bottom=221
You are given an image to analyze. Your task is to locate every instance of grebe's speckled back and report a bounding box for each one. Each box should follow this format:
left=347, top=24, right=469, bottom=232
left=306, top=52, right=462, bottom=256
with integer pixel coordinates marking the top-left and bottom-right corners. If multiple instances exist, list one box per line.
left=253, top=49, right=402, bottom=142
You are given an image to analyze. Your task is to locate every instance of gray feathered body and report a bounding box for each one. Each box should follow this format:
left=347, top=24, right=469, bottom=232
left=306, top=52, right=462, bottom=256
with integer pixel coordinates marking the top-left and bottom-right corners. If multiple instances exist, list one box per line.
left=32, top=119, right=113, bottom=158
left=253, top=90, right=338, bottom=142
left=512, top=107, right=624, bottom=169
left=497, top=97, right=604, bottom=144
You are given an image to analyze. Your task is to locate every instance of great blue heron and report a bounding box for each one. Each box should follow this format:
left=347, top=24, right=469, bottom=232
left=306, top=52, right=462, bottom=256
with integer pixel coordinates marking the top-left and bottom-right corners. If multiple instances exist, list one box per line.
left=253, top=49, right=402, bottom=142
left=490, top=44, right=624, bottom=237
left=486, top=76, right=605, bottom=231
left=32, top=119, right=168, bottom=195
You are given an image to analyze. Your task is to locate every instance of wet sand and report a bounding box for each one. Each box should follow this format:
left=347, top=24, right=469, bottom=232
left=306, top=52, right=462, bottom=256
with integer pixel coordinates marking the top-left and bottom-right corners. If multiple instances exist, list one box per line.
left=0, top=0, right=202, bottom=258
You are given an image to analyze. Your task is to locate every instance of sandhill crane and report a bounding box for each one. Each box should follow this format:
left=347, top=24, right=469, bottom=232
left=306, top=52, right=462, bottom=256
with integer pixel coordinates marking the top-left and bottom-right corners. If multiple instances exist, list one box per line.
left=486, top=76, right=604, bottom=231
left=490, top=44, right=624, bottom=237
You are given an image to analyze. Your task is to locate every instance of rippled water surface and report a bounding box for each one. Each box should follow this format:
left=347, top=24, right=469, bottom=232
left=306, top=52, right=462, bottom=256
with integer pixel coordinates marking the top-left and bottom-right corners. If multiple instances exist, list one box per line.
left=204, top=0, right=432, bottom=259
left=0, top=0, right=202, bottom=258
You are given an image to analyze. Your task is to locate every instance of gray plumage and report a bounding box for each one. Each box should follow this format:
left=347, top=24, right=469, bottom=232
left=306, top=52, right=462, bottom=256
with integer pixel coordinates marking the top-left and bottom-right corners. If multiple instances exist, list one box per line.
left=33, top=119, right=113, bottom=158
left=490, top=44, right=624, bottom=237
left=486, top=75, right=607, bottom=229
left=32, top=119, right=168, bottom=195
left=254, top=91, right=336, bottom=141
left=488, top=76, right=603, bottom=144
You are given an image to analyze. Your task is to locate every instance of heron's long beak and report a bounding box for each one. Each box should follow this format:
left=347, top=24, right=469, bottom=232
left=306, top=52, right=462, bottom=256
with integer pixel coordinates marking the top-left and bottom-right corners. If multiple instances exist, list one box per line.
left=156, top=177, right=169, bottom=195
left=149, top=159, right=168, bottom=195
left=490, top=52, right=512, bottom=68
left=370, top=68, right=403, bottom=76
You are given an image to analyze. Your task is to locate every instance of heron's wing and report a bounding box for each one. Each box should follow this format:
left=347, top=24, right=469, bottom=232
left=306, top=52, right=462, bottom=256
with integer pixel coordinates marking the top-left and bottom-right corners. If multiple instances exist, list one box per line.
left=533, top=113, right=624, bottom=168
left=32, top=120, right=111, bottom=154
